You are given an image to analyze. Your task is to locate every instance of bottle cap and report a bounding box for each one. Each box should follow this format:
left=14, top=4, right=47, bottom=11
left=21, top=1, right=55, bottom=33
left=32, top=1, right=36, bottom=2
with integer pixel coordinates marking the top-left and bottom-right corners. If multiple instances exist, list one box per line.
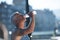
left=24, top=14, right=29, bottom=18
left=33, top=11, right=37, bottom=14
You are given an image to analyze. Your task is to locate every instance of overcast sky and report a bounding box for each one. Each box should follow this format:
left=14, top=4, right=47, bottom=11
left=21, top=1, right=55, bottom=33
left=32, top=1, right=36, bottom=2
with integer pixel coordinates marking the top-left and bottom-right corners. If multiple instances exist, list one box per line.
left=0, top=0, right=60, bottom=19
left=29, top=0, right=60, bottom=10
left=29, top=0, right=60, bottom=19
left=0, top=0, right=60, bottom=10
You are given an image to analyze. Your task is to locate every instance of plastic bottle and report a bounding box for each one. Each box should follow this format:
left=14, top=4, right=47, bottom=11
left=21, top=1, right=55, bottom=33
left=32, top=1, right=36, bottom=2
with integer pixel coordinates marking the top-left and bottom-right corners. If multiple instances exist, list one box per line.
left=25, top=11, right=37, bottom=18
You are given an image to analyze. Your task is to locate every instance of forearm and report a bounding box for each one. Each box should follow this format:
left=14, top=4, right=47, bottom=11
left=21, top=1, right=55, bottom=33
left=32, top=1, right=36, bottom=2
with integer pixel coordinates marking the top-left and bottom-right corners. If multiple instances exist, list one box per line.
left=2, top=25, right=8, bottom=40
left=21, top=17, right=35, bottom=35
left=4, top=33, right=8, bottom=40
left=4, top=29, right=8, bottom=40
left=27, top=17, right=35, bottom=32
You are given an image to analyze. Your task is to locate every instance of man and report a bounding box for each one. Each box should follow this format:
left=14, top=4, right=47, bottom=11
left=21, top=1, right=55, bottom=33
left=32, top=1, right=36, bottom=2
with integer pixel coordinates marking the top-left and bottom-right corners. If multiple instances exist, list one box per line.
left=11, top=11, right=35, bottom=40
left=0, top=23, right=8, bottom=40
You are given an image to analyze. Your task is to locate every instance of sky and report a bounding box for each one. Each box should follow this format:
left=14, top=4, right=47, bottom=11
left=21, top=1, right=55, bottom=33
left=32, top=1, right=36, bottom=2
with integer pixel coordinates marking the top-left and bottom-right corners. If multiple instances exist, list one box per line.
left=29, top=0, right=60, bottom=10
left=0, top=0, right=60, bottom=10
left=29, top=0, right=60, bottom=19
left=0, top=0, right=60, bottom=19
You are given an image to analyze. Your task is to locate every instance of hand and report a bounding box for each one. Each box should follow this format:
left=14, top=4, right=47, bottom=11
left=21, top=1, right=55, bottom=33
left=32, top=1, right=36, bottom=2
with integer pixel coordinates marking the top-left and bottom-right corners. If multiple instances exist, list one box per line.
left=28, top=11, right=35, bottom=18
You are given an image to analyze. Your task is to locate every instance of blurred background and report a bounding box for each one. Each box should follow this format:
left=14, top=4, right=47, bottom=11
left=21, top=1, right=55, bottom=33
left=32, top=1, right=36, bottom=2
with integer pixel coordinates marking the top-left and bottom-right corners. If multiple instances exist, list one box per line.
left=0, top=0, right=60, bottom=40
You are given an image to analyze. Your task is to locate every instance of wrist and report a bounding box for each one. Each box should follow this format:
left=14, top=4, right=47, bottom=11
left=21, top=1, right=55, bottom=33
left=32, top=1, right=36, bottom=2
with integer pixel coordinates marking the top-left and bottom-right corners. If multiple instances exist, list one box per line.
left=31, top=17, right=35, bottom=20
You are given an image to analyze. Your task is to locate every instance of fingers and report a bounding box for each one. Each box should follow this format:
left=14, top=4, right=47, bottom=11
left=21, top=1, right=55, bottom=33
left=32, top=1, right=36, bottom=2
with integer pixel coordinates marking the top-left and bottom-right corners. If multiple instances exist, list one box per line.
left=28, top=11, right=35, bottom=18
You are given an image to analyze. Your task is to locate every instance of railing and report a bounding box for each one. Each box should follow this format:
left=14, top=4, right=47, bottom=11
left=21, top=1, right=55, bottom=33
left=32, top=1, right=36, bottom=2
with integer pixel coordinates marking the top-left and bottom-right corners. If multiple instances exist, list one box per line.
left=31, top=31, right=60, bottom=40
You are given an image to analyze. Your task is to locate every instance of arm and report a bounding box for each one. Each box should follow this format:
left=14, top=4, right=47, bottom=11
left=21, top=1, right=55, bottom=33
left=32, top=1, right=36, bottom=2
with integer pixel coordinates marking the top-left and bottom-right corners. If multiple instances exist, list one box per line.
left=12, top=11, right=35, bottom=36
left=20, top=11, right=35, bottom=35
left=1, top=24, right=8, bottom=40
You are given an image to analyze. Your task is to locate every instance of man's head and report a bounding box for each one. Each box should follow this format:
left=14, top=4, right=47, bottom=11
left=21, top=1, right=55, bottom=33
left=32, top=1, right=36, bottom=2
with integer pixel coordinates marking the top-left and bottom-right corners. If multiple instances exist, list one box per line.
left=11, top=12, right=26, bottom=26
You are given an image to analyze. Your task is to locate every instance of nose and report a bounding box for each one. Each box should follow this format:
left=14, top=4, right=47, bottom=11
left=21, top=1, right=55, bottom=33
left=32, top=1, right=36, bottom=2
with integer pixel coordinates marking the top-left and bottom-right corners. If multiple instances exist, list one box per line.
left=23, top=16, right=26, bottom=21
left=23, top=15, right=27, bottom=18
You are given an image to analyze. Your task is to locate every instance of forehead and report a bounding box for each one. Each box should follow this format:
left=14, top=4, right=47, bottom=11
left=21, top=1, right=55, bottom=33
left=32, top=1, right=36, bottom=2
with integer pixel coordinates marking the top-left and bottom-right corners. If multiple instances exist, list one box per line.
left=11, top=12, right=25, bottom=20
left=14, top=13, right=23, bottom=16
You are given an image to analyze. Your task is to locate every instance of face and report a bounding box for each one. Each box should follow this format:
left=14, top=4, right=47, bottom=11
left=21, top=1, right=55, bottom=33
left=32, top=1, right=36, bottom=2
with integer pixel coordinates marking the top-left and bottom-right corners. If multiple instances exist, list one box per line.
left=12, top=13, right=26, bottom=25
left=19, top=14, right=26, bottom=22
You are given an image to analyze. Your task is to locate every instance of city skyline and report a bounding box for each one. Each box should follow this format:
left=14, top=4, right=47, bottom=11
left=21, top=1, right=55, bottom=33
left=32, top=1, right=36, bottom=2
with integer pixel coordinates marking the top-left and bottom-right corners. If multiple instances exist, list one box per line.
left=0, top=0, right=60, bottom=19
left=0, top=0, right=60, bottom=10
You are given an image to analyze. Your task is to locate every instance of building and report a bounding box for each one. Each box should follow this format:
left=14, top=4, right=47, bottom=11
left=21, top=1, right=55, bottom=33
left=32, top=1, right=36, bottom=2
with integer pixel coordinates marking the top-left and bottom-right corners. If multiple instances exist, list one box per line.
left=13, top=0, right=26, bottom=10
left=0, top=2, right=21, bottom=31
left=35, top=9, right=56, bottom=32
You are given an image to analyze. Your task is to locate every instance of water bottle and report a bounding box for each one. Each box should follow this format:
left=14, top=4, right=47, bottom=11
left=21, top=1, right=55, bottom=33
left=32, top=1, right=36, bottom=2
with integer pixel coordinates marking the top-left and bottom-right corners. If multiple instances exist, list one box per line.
left=25, top=11, right=37, bottom=18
